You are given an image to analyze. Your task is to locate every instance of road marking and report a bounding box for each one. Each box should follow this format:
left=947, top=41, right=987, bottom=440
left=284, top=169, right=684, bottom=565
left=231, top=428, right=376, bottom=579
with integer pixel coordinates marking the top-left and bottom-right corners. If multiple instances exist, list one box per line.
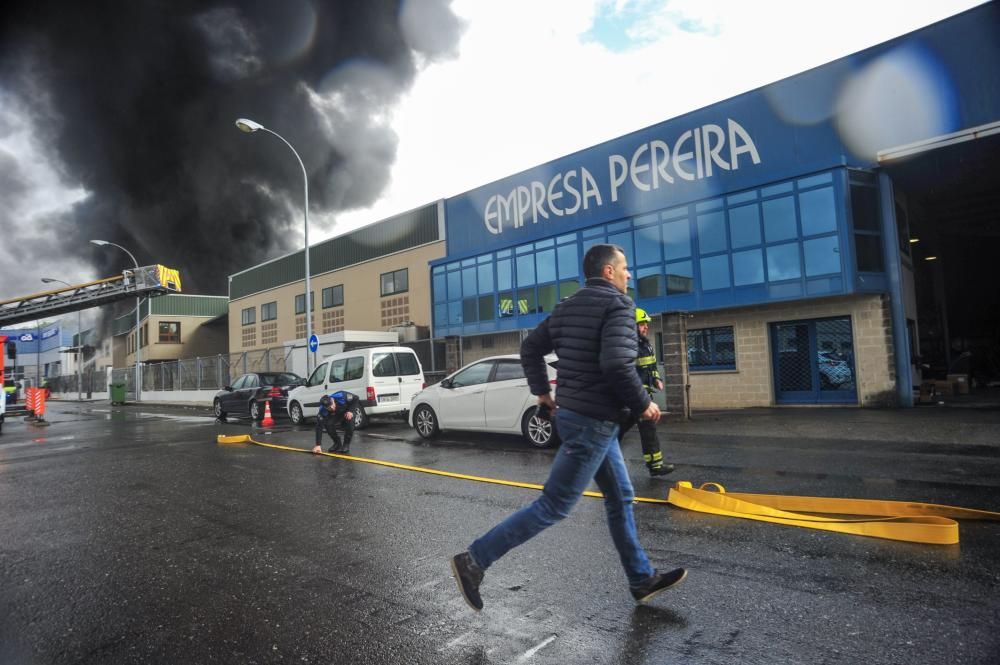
left=515, top=635, right=557, bottom=661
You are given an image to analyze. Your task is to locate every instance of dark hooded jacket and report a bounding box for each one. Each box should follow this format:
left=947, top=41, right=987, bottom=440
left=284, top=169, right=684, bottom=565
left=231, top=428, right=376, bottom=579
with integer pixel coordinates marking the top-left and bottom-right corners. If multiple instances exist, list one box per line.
left=521, top=278, right=650, bottom=422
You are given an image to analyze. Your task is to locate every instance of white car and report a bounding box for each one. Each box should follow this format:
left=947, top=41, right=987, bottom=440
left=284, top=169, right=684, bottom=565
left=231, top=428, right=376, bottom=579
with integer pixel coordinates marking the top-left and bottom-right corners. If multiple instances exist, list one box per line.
left=409, top=354, right=559, bottom=448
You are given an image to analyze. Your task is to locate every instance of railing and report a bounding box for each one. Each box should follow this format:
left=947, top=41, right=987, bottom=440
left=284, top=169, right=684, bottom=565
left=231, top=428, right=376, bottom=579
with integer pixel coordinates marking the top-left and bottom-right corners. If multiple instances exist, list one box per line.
left=46, top=338, right=453, bottom=396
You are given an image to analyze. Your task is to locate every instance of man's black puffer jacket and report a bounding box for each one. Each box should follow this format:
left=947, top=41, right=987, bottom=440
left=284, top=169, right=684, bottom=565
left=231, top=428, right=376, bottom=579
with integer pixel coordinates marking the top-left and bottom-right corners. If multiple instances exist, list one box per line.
left=521, top=278, right=651, bottom=422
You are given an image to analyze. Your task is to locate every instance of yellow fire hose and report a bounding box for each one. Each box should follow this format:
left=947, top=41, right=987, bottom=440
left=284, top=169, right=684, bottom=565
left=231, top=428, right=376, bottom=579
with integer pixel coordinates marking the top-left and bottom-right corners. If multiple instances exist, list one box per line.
left=217, top=434, right=1000, bottom=545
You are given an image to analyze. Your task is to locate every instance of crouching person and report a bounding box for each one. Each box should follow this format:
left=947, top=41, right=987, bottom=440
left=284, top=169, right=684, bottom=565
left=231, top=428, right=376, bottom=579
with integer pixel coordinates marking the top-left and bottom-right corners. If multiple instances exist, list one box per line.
left=311, top=390, right=359, bottom=454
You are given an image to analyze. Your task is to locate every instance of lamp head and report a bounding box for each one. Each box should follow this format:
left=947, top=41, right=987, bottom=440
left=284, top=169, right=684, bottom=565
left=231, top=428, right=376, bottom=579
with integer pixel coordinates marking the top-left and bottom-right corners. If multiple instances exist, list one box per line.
left=90, top=239, right=109, bottom=247
left=41, top=278, right=59, bottom=284
left=235, top=118, right=263, bottom=133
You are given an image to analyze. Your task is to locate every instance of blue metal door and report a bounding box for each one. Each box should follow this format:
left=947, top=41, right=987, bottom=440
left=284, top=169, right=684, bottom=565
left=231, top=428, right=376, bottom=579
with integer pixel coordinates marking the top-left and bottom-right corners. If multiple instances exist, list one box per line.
left=771, top=317, right=857, bottom=404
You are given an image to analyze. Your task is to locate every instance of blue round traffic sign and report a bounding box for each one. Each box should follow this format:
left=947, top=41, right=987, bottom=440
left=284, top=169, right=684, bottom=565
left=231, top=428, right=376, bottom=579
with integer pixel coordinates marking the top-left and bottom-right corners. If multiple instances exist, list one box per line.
left=308, top=334, right=319, bottom=353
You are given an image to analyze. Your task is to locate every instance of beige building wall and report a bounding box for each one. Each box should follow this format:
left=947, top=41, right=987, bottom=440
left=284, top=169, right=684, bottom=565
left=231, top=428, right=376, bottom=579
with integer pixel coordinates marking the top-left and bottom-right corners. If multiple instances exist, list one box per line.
left=685, top=294, right=896, bottom=409
left=124, top=314, right=228, bottom=365
left=229, top=241, right=446, bottom=353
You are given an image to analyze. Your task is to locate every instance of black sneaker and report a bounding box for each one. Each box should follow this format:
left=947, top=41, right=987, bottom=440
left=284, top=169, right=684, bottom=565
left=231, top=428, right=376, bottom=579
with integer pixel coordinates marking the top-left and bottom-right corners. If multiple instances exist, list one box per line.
left=649, top=463, right=676, bottom=477
left=630, top=568, right=687, bottom=602
left=451, top=552, right=484, bottom=611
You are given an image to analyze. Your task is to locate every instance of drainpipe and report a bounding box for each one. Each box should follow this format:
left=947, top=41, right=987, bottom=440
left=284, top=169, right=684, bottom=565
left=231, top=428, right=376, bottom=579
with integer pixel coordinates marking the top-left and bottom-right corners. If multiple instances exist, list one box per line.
left=878, top=172, right=913, bottom=407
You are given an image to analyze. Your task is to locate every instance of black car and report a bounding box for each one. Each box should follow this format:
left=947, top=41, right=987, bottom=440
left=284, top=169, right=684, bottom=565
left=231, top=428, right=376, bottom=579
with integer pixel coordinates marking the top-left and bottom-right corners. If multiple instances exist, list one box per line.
left=214, top=372, right=304, bottom=422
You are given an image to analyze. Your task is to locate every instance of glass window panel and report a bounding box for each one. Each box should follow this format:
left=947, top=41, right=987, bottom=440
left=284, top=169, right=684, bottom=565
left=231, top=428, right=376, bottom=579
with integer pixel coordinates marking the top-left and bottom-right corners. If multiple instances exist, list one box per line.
left=665, top=260, right=694, bottom=294
left=661, top=205, right=688, bottom=220
left=497, top=258, right=512, bottom=290
left=478, top=294, right=495, bottom=321
left=634, top=213, right=658, bottom=227
left=537, top=284, right=558, bottom=313
left=855, top=234, right=884, bottom=271
left=447, top=269, right=461, bottom=301
left=477, top=262, right=494, bottom=292
left=762, top=181, right=794, bottom=197
left=534, top=237, right=554, bottom=249
left=518, top=289, right=537, bottom=315
left=663, top=219, right=691, bottom=261
left=396, top=270, right=408, bottom=293
left=729, top=204, right=761, bottom=249
left=496, top=249, right=511, bottom=258
left=608, top=230, right=634, bottom=267
left=559, top=280, right=580, bottom=300
left=797, top=172, right=833, bottom=189
left=498, top=291, right=515, bottom=318
left=799, top=186, right=837, bottom=236
left=763, top=196, right=797, bottom=243
left=516, top=252, right=535, bottom=287
left=695, top=197, right=724, bottom=212
left=462, top=297, right=478, bottom=323
left=434, top=303, right=447, bottom=327
left=606, top=220, right=630, bottom=233
left=461, top=257, right=475, bottom=267
left=804, top=235, right=841, bottom=276
left=515, top=243, right=532, bottom=255
left=697, top=211, right=727, bottom=254
left=732, top=248, right=765, bottom=286
left=767, top=242, right=802, bottom=281
left=557, top=243, right=579, bottom=280
left=700, top=255, right=731, bottom=290
left=582, top=226, right=604, bottom=239
left=850, top=184, right=880, bottom=231
left=493, top=360, right=526, bottom=382
left=726, top=190, right=757, bottom=206
left=477, top=253, right=491, bottom=264
left=536, top=248, right=556, bottom=283
left=637, top=266, right=664, bottom=298
left=557, top=232, right=576, bottom=244
left=462, top=266, right=476, bottom=298
left=447, top=301, right=462, bottom=325
left=635, top=224, right=661, bottom=265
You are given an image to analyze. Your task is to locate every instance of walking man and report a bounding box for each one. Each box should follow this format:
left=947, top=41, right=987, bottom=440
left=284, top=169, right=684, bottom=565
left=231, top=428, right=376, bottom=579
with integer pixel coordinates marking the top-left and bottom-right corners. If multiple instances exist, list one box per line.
left=619, top=308, right=675, bottom=477
left=311, top=390, right=359, bottom=454
left=450, top=244, right=687, bottom=611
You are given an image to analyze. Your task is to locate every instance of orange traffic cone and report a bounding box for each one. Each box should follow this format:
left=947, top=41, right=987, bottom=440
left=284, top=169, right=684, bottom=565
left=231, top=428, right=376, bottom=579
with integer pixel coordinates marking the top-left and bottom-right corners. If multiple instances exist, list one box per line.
left=261, top=400, right=275, bottom=427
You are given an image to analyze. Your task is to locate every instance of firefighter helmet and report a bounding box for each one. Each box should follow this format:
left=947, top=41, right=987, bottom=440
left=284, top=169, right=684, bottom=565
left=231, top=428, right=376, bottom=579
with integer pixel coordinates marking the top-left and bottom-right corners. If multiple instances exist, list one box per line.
left=636, top=308, right=652, bottom=324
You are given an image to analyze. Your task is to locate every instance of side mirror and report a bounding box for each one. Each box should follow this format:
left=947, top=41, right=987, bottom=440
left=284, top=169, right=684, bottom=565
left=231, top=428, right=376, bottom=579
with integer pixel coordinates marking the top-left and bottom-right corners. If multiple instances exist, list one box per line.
left=223, top=385, right=233, bottom=392
left=440, top=378, right=453, bottom=389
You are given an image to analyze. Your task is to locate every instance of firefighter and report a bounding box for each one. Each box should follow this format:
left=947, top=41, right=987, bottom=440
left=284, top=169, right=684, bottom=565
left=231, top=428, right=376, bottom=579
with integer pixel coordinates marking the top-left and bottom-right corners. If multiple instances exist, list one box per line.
left=311, top=390, right=360, bottom=455
left=619, top=308, right=674, bottom=476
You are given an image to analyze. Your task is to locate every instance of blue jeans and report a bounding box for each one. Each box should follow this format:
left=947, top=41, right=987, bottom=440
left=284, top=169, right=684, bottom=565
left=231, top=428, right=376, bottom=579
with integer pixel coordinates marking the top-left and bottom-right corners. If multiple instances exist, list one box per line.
left=468, top=408, right=655, bottom=587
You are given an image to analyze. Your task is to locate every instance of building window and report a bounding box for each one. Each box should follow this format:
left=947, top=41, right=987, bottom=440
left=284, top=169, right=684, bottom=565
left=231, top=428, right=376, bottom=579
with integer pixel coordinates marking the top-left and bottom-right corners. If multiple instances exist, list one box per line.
left=687, top=326, right=736, bottom=371
left=241, top=307, right=256, bottom=326
left=158, top=321, right=181, bottom=343
left=380, top=269, right=409, bottom=296
left=140, top=323, right=148, bottom=348
left=261, top=301, right=277, bottom=322
left=322, top=285, right=344, bottom=308
left=849, top=170, right=884, bottom=272
left=295, top=292, right=315, bottom=315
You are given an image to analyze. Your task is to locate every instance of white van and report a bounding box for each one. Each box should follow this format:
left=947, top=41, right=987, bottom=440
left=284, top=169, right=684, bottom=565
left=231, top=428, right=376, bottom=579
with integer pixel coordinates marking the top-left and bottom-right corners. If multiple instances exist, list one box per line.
left=286, top=346, right=425, bottom=428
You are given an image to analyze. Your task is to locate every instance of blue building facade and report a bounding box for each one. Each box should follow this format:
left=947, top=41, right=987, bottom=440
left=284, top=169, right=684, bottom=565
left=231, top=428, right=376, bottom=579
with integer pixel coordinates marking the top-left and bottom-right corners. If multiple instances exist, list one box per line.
left=430, top=5, right=1000, bottom=408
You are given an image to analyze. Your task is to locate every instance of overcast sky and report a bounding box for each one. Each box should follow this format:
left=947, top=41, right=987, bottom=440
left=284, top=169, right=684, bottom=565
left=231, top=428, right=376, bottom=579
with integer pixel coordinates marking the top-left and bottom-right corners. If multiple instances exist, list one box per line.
left=0, top=0, right=988, bottom=316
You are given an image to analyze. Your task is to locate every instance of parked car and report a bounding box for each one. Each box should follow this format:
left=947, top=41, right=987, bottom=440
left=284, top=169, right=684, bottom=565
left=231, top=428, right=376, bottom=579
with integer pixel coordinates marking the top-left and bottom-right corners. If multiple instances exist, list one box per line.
left=214, top=372, right=304, bottom=422
left=286, top=346, right=425, bottom=428
left=409, top=354, right=559, bottom=448
left=818, top=351, right=853, bottom=388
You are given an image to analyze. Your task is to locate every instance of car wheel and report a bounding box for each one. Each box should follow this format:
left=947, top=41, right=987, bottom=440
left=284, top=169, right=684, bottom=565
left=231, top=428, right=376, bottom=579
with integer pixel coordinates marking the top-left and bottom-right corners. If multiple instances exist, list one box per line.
left=522, top=408, right=558, bottom=449
left=214, top=398, right=227, bottom=422
left=352, top=406, right=368, bottom=430
left=249, top=400, right=262, bottom=421
left=413, top=404, right=439, bottom=439
left=289, top=401, right=306, bottom=425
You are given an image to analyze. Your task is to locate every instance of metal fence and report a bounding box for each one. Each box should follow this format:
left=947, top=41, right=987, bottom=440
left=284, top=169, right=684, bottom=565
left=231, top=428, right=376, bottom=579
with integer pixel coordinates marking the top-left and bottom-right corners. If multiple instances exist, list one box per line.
left=51, top=339, right=452, bottom=394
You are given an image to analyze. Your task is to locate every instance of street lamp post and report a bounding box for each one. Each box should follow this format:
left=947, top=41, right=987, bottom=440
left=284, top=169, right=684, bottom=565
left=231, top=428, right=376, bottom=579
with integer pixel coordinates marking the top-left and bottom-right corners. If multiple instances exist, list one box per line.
left=234, top=117, right=313, bottom=376
left=41, top=277, right=83, bottom=402
left=90, top=239, right=142, bottom=402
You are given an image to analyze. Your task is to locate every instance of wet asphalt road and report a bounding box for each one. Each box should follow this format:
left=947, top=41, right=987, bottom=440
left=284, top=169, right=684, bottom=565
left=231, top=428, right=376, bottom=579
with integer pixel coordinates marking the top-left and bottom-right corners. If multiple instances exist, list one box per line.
left=1, top=402, right=998, bottom=664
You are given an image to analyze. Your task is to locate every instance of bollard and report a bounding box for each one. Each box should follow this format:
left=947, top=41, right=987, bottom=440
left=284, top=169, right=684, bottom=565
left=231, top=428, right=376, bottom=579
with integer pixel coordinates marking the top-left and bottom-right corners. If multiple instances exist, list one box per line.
left=24, top=387, right=37, bottom=421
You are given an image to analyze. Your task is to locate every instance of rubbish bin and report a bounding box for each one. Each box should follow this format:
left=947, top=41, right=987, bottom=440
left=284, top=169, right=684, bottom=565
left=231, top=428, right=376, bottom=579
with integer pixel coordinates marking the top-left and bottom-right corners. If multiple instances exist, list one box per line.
left=110, top=382, right=127, bottom=405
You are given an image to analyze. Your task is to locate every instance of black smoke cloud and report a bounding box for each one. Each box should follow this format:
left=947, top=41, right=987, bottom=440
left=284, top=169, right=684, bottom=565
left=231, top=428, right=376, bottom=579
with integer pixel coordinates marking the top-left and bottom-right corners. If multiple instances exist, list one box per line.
left=0, top=0, right=463, bottom=298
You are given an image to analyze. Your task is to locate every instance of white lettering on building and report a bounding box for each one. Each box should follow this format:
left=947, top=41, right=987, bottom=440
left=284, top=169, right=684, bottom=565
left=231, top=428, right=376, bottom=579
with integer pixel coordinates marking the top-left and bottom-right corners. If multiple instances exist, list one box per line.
left=484, top=117, right=761, bottom=234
